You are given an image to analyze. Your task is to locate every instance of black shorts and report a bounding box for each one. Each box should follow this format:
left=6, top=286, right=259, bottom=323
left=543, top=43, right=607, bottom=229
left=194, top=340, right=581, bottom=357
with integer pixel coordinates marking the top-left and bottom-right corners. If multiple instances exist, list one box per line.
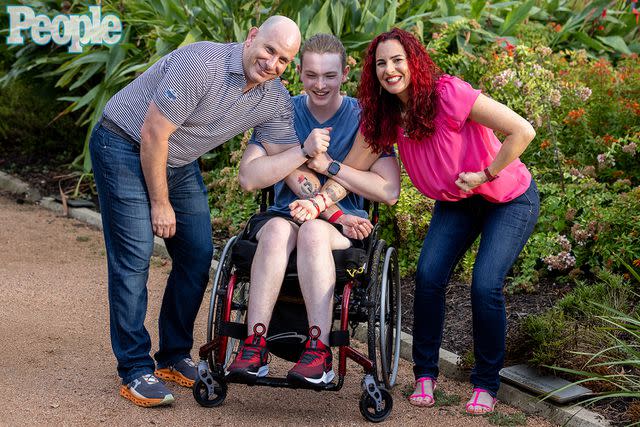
left=243, top=211, right=367, bottom=249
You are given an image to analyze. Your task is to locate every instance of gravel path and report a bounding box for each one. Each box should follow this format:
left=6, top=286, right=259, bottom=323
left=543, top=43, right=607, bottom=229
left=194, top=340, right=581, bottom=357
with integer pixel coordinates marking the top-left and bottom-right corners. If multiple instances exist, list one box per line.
left=0, top=194, right=554, bottom=426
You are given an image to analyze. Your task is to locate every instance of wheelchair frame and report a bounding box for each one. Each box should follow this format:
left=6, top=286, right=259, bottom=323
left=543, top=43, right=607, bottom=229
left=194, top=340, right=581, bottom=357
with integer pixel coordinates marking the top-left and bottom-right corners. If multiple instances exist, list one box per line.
left=193, top=189, right=402, bottom=423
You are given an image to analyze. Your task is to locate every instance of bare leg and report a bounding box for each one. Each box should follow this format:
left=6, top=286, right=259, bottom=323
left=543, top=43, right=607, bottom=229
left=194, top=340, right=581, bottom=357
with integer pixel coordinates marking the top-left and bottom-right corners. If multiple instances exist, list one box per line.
left=296, top=220, right=351, bottom=343
left=247, top=218, right=298, bottom=334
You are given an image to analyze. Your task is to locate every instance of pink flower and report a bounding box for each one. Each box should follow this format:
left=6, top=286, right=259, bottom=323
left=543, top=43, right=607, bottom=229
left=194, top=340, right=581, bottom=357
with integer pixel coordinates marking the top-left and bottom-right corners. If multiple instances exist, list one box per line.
left=622, top=142, right=637, bottom=155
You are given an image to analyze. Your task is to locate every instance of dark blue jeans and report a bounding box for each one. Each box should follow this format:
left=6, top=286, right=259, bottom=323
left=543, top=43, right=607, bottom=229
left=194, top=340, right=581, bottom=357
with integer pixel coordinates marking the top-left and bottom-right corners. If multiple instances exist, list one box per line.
left=412, top=181, right=539, bottom=396
left=90, top=125, right=213, bottom=384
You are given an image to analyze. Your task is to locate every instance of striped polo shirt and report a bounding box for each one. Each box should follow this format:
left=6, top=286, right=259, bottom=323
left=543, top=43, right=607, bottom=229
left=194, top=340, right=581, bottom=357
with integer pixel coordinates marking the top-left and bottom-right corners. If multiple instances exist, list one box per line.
left=103, top=41, right=298, bottom=167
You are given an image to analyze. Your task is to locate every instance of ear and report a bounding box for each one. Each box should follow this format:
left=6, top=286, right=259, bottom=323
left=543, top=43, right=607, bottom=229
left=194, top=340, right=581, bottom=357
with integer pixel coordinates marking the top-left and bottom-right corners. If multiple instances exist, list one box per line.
left=244, top=27, right=259, bottom=47
left=341, top=65, right=350, bottom=83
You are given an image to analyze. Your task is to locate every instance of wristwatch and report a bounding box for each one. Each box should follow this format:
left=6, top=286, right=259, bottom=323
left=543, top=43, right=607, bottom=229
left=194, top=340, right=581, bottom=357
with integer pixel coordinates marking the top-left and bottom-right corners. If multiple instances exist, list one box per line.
left=327, top=160, right=341, bottom=176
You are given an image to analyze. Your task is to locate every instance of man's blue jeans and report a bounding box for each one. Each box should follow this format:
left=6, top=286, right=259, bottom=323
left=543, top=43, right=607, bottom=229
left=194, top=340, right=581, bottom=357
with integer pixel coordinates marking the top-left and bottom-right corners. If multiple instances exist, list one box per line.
left=90, top=124, right=213, bottom=384
left=412, top=181, right=539, bottom=396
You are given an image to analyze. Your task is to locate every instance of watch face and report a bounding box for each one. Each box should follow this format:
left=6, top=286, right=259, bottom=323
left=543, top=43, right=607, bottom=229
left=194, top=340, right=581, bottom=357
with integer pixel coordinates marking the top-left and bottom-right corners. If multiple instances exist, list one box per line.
left=328, top=161, right=340, bottom=176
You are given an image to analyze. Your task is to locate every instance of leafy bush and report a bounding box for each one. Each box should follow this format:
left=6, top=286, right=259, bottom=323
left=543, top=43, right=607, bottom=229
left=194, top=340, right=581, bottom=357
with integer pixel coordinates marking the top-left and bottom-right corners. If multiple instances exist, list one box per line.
left=520, top=307, right=570, bottom=366
left=202, top=132, right=258, bottom=235
left=377, top=171, right=433, bottom=276
left=0, top=79, right=85, bottom=168
left=516, top=269, right=639, bottom=368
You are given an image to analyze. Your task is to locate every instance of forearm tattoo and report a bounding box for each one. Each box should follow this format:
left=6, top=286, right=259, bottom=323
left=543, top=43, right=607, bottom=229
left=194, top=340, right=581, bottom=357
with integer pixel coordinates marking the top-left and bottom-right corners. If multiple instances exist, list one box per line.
left=325, top=182, right=346, bottom=202
left=297, top=175, right=318, bottom=198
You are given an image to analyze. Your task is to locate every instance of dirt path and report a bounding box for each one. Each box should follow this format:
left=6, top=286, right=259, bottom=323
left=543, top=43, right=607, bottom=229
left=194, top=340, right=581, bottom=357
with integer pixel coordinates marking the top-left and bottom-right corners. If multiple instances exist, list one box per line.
left=0, top=194, right=554, bottom=426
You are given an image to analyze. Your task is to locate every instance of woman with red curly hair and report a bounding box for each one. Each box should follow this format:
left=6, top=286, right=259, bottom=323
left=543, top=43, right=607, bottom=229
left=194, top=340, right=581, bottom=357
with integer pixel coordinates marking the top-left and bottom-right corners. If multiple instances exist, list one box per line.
left=359, top=28, right=539, bottom=414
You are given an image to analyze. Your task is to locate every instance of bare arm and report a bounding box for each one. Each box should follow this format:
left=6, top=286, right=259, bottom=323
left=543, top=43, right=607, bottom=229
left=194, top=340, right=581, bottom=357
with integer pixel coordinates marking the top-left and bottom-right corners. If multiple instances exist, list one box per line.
left=140, top=101, right=178, bottom=238
left=238, top=143, right=308, bottom=191
left=289, top=132, right=401, bottom=224
left=240, top=141, right=342, bottom=221
left=309, top=131, right=400, bottom=205
left=456, top=93, right=536, bottom=192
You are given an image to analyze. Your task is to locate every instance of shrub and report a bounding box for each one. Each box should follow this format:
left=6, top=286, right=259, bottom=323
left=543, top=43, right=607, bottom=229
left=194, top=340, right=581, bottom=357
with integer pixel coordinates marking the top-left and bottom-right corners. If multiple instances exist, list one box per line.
left=0, top=79, right=85, bottom=169
left=520, top=308, right=570, bottom=366
left=516, top=270, right=639, bottom=370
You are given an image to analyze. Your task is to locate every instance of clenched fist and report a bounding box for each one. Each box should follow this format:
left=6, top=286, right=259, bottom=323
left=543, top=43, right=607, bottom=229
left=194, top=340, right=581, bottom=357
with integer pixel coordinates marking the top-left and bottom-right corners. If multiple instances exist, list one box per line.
left=302, top=127, right=331, bottom=157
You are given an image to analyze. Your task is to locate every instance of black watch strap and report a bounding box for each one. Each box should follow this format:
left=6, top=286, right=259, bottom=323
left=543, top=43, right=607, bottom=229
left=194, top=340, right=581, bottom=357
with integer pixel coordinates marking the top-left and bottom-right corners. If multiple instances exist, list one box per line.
left=300, top=142, right=312, bottom=159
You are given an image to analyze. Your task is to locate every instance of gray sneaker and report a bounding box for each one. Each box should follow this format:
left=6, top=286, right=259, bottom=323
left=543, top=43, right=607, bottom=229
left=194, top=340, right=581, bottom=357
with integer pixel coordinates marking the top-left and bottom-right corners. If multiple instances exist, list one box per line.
left=155, top=358, right=197, bottom=388
left=119, top=374, right=175, bottom=407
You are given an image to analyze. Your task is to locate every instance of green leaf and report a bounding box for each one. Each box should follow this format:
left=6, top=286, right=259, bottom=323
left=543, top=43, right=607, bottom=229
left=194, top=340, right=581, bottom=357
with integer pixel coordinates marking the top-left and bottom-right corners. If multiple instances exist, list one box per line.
left=69, top=63, right=102, bottom=91
left=376, top=0, right=398, bottom=34
left=70, top=84, right=101, bottom=112
left=575, top=31, right=608, bottom=51
left=438, top=0, right=456, bottom=16
left=498, top=0, right=534, bottom=36
left=178, top=30, right=200, bottom=48
left=305, top=0, right=333, bottom=38
left=233, top=20, right=245, bottom=42
left=596, top=35, right=633, bottom=55
left=470, top=0, right=487, bottom=19
left=330, top=0, right=346, bottom=36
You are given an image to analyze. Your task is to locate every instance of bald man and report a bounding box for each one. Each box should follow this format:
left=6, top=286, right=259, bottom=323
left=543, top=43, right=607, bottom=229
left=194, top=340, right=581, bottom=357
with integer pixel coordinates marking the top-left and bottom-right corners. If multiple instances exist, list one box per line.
left=89, top=16, right=305, bottom=407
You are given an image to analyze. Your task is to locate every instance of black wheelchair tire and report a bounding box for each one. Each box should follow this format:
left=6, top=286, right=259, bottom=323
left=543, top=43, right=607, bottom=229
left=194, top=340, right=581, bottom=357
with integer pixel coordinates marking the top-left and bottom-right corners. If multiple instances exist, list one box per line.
left=359, top=388, right=393, bottom=423
left=193, top=377, right=227, bottom=408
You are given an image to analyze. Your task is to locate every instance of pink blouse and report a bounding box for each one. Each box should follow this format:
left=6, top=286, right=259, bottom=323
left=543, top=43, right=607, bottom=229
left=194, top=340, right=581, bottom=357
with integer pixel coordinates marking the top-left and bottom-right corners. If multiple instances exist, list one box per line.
left=397, top=75, right=531, bottom=203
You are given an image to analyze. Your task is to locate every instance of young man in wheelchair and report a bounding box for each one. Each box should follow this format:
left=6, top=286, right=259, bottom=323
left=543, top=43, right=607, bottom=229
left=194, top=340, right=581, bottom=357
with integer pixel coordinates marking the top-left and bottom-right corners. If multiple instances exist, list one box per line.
left=228, top=34, right=400, bottom=386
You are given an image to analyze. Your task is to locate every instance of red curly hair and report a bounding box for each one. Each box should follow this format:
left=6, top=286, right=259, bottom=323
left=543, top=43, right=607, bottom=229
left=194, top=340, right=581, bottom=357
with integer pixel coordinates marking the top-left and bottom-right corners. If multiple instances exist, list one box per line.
left=358, top=28, right=442, bottom=153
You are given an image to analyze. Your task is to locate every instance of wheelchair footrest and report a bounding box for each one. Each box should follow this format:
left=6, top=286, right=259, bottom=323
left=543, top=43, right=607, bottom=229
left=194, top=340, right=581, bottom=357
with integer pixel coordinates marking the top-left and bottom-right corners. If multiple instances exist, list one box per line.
left=219, top=321, right=246, bottom=339
left=329, top=330, right=350, bottom=347
left=226, top=374, right=340, bottom=391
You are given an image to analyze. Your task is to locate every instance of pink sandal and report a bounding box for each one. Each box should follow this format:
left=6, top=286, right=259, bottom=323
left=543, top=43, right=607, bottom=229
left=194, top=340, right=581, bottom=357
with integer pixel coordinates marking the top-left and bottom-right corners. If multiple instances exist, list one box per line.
left=465, top=387, right=497, bottom=415
left=408, top=377, right=436, bottom=407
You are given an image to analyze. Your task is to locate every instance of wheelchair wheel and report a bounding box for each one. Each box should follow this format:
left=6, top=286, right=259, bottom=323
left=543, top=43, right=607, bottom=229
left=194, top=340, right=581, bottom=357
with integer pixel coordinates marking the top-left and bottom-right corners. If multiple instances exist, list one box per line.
left=359, top=388, right=393, bottom=423
left=367, top=240, right=402, bottom=389
left=207, top=236, right=237, bottom=342
left=206, top=236, right=248, bottom=369
left=193, top=374, right=227, bottom=408
left=379, top=246, right=402, bottom=388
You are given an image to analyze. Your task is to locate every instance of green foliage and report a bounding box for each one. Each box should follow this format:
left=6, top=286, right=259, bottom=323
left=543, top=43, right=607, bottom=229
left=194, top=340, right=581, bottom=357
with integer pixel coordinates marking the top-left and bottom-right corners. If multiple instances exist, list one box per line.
left=203, top=132, right=258, bottom=235
left=546, top=301, right=640, bottom=425
left=433, top=388, right=462, bottom=407
left=0, top=79, right=84, bottom=168
left=378, top=170, right=433, bottom=276
left=557, top=269, right=637, bottom=318
left=508, top=180, right=640, bottom=293
left=518, top=269, right=639, bottom=372
left=486, top=412, right=528, bottom=426
left=520, top=308, right=569, bottom=366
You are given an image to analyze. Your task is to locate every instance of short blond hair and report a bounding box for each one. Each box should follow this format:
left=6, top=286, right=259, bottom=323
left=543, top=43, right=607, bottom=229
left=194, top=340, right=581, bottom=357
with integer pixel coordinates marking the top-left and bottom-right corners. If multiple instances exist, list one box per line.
left=300, top=33, right=346, bottom=69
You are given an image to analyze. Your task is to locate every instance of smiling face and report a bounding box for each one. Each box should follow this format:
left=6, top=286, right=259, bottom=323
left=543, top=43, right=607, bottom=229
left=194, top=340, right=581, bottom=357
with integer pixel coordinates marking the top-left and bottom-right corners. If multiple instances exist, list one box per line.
left=242, top=24, right=300, bottom=88
left=375, top=39, right=411, bottom=105
left=299, top=52, right=348, bottom=110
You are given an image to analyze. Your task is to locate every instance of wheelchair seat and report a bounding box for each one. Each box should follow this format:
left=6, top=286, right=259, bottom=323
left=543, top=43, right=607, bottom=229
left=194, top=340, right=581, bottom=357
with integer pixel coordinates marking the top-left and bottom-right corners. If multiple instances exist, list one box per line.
left=230, top=238, right=369, bottom=284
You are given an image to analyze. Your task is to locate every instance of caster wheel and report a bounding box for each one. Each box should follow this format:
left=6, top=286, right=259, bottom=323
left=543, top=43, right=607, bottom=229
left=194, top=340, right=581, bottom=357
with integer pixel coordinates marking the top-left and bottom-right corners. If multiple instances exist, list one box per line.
left=193, top=375, right=227, bottom=408
left=359, top=388, right=393, bottom=423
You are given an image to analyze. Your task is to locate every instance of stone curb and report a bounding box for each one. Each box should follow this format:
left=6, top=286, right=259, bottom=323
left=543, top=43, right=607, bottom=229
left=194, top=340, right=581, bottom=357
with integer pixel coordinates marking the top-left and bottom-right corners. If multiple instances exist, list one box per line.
left=0, top=171, right=609, bottom=427
left=0, top=171, right=41, bottom=203
left=398, top=332, right=608, bottom=427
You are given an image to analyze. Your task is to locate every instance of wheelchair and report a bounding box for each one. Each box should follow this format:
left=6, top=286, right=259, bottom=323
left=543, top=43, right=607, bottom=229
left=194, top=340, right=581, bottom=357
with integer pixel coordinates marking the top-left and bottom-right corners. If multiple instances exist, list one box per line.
left=193, top=188, right=402, bottom=423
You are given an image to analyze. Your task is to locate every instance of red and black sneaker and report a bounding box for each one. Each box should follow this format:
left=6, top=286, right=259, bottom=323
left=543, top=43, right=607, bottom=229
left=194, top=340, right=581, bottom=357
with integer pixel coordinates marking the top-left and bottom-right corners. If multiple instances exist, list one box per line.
left=287, top=326, right=335, bottom=386
left=226, top=323, right=269, bottom=380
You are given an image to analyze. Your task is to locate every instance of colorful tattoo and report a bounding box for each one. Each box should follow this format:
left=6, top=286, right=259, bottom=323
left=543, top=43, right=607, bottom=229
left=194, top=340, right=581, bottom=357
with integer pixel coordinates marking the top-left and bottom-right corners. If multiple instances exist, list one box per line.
left=299, top=175, right=317, bottom=197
